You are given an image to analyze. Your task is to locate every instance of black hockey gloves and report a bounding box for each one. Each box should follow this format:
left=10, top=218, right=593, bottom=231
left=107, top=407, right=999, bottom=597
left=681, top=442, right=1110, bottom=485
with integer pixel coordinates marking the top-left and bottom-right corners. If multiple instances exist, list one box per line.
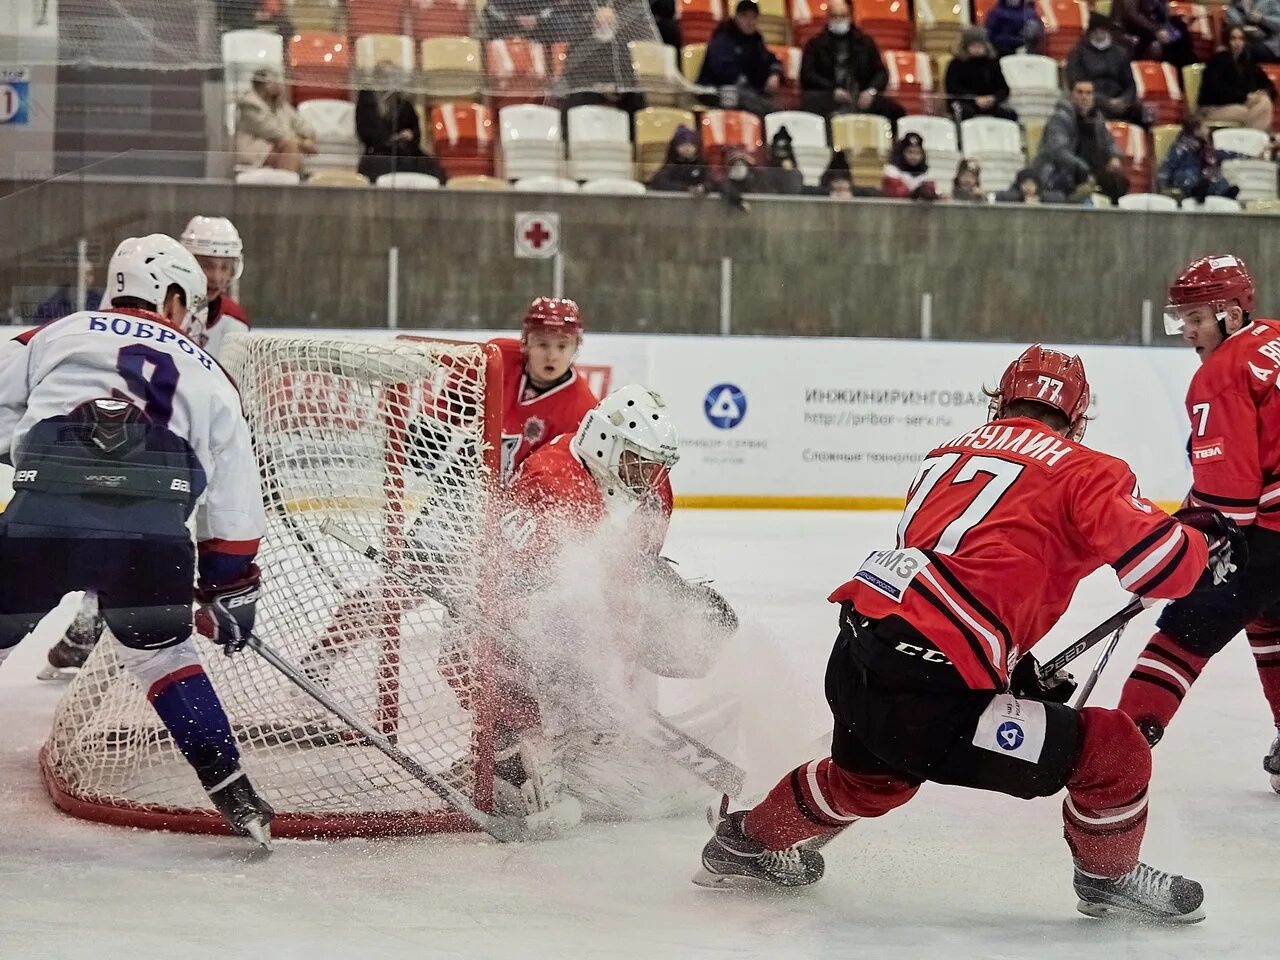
left=1009, top=654, right=1077, bottom=704
left=1174, top=506, right=1247, bottom=588
left=196, top=563, right=261, bottom=653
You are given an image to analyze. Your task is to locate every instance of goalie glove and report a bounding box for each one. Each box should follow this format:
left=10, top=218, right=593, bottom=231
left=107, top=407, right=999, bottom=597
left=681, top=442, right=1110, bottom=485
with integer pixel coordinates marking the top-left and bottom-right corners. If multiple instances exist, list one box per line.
left=1174, top=506, right=1247, bottom=588
left=651, top=557, right=739, bottom=635
left=404, top=416, right=476, bottom=480
left=1008, top=653, right=1077, bottom=704
left=195, top=563, right=261, bottom=654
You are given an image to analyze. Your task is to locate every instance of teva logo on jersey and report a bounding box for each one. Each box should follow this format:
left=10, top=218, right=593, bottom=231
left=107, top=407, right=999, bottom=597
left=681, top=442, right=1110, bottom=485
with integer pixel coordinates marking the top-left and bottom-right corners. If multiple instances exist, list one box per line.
left=1192, top=437, right=1226, bottom=464
left=996, top=721, right=1025, bottom=751
left=704, top=384, right=747, bottom=430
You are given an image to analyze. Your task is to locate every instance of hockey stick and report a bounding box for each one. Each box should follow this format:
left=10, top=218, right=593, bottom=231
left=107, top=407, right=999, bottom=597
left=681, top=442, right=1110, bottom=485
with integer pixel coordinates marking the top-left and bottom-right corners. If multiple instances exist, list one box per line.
left=1037, top=596, right=1147, bottom=683
left=320, top=518, right=748, bottom=797
left=243, top=630, right=565, bottom=843
left=1071, top=618, right=1131, bottom=708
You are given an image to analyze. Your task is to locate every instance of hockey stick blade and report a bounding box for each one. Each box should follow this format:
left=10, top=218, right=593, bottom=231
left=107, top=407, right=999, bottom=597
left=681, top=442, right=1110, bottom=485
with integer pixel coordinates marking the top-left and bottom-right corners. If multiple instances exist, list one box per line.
left=243, top=632, right=560, bottom=843
left=320, top=519, right=749, bottom=797
left=1038, top=596, right=1147, bottom=683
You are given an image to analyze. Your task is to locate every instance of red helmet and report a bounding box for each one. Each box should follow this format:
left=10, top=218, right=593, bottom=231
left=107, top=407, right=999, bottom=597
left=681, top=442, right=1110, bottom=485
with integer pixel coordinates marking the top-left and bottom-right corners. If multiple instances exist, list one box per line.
left=1166, top=254, right=1254, bottom=333
left=991, top=344, right=1091, bottom=441
left=522, top=297, right=583, bottom=341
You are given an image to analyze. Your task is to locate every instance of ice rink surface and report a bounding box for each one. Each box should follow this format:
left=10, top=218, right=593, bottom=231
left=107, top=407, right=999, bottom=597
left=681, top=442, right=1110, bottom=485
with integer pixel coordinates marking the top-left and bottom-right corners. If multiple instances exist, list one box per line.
left=0, top=511, right=1273, bottom=960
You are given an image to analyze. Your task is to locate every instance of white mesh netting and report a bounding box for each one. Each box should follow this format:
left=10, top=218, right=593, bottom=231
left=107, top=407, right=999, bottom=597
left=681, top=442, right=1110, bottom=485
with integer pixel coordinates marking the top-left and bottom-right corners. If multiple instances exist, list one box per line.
left=41, top=333, right=502, bottom=837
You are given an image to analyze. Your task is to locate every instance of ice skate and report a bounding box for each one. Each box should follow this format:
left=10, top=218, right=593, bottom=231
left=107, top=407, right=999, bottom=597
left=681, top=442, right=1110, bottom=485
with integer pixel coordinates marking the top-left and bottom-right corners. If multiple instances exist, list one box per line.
left=1263, top=727, right=1280, bottom=794
left=1074, top=862, right=1204, bottom=923
left=491, top=727, right=581, bottom=834
left=208, top=772, right=275, bottom=850
left=693, top=798, right=825, bottom=889
left=38, top=599, right=103, bottom=681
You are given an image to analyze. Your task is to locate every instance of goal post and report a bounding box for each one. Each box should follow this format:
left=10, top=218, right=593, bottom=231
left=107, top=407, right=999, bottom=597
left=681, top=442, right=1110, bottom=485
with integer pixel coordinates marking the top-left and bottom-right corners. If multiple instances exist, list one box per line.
left=40, top=333, right=506, bottom=838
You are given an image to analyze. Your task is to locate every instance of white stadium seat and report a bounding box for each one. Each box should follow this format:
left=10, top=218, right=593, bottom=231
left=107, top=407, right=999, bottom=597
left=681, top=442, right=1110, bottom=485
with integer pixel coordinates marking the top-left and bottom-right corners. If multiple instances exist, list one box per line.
left=765, top=110, right=831, bottom=187
left=499, top=104, right=564, bottom=181
left=375, top=172, right=442, bottom=189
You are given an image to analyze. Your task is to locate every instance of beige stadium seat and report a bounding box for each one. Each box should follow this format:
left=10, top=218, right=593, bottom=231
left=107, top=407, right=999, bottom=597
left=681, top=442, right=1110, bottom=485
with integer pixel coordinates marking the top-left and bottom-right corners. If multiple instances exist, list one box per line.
left=1022, top=117, right=1047, bottom=158
left=1153, top=123, right=1180, bottom=168
left=681, top=43, right=706, bottom=84
left=634, top=106, right=695, bottom=181
left=446, top=174, right=510, bottom=190
left=629, top=41, right=682, bottom=104
left=831, top=113, right=892, bottom=187
left=915, top=0, right=968, bottom=57
left=1247, top=198, right=1280, bottom=214
left=288, top=0, right=342, bottom=31
left=421, top=37, right=483, bottom=102
left=1182, top=62, right=1203, bottom=112
left=756, top=0, right=790, bottom=44
left=307, top=169, right=370, bottom=186
left=355, top=34, right=415, bottom=73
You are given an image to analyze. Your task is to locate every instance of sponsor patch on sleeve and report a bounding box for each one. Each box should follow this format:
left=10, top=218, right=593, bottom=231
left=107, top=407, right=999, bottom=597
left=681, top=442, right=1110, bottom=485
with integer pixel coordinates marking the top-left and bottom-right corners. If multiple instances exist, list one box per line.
left=1191, top=437, right=1226, bottom=464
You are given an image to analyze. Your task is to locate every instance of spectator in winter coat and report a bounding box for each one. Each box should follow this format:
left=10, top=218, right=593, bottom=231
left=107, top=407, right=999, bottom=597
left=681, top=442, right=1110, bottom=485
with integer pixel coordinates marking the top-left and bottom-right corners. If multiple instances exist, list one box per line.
left=650, top=0, right=681, bottom=49
left=756, top=127, right=806, bottom=194
left=717, top=146, right=761, bottom=210
left=1034, top=79, right=1130, bottom=202
left=881, top=132, right=939, bottom=199
left=1199, top=25, right=1278, bottom=130
left=820, top=150, right=878, bottom=197
left=945, top=26, right=1017, bottom=122
left=995, top=167, right=1067, bottom=202
left=951, top=159, right=988, bottom=201
left=560, top=6, right=647, bottom=115
left=1066, top=14, right=1148, bottom=125
left=647, top=125, right=711, bottom=193
left=696, top=0, right=783, bottom=116
left=234, top=66, right=318, bottom=173
left=1111, top=0, right=1196, bottom=65
left=984, top=0, right=1045, bottom=57
left=799, top=0, right=905, bottom=123
left=1225, top=0, right=1280, bottom=62
left=31, top=260, right=102, bottom=325
left=1157, top=114, right=1243, bottom=199
left=479, top=0, right=560, bottom=42
left=355, top=62, right=445, bottom=183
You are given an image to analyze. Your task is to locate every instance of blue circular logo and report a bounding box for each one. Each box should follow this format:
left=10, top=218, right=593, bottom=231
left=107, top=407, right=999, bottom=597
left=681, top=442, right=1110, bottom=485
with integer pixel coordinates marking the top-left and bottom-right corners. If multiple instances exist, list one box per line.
left=996, top=721, right=1024, bottom=751
left=704, top=383, right=747, bottom=430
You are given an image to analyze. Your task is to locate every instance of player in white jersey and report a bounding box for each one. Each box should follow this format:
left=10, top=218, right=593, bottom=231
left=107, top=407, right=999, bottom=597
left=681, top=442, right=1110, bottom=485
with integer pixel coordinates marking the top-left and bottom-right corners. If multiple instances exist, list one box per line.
left=0, top=234, right=274, bottom=845
left=40, top=215, right=252, bottom=680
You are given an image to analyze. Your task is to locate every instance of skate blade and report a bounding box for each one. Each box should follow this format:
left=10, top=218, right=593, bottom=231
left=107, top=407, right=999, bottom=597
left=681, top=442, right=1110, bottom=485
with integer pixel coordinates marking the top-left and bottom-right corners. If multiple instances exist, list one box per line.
left=1076, top=899, right=1206, bottom=925
left=691, top=867, right=775, bottom=890
left=1270, top=773, right=1280, bottom=795
left=37, top=664, right=79, bottom=682
left=244, top=819, right=273, bottom=852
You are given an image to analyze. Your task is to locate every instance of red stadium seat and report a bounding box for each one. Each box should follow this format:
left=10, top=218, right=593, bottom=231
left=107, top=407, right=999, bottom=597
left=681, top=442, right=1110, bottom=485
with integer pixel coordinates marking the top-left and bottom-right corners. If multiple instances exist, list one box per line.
left=431, top=101, right=495, bottom=177
left=1169, top=3, right=1214, bottom=62
left=884, top=50, right=935, bottom=115
left=410, top=0, right=474, bottom=39
left=972, top=0, right=1000, bottom=24
left=677, top=0, right=727, bottom=45
left=485, top=38, right=549, bottom=110
left=700, top=109, right=764, bottom=175
left=347, top=0, right=408, bottom=37
left=1107, top=120, right=1152, bottom=194
left=1037, top=0, right=1087, bottom=61
left=854, top=0, right=913, bottom=55
left=1132, top=60, right=1184, bottom=125
left=289, top=32, right=352, bottom=103
left=768, top=44, right=802, bottom=110
left=1262, top=64, right=1280, bottom=131
left=789, top=0, right=829, bottom=50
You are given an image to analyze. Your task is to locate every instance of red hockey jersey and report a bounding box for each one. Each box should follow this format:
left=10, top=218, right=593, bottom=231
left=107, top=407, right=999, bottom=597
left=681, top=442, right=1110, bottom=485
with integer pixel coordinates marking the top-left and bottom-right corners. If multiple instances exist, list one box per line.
left=202, top=293, right=251, bottom=361
left=833, top=417, right=1210, bottom=690
left=1182, top=318, right=1280, bottom=532
left=490, top=337, right=598, bottom=481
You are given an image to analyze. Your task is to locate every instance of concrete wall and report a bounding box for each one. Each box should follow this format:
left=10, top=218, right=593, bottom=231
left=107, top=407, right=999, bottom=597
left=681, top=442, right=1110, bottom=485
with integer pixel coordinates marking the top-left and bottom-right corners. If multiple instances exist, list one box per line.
left=1, top=178, right=1276, bottom=341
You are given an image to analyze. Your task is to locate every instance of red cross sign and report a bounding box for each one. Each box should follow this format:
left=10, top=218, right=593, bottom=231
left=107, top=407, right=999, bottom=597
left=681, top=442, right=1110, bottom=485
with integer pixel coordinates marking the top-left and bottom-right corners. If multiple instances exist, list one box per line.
left=514, top=212, right=560, bottom=260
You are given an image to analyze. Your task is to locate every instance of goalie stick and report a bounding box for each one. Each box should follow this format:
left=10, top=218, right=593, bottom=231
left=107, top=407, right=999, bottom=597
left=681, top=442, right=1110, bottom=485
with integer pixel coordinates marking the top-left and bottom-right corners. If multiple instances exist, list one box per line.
left=320, top=518, right=747, bottom=797
left=243, top=630, right=573, bottom=842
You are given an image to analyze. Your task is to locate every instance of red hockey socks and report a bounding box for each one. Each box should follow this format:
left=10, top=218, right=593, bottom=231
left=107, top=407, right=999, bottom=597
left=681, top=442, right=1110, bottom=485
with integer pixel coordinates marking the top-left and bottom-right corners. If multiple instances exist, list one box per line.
left=1248, top=617, right=1280, bottom=727
left=1063, top=707, right=1152, bottom=877
left=1118, top=631, right=1209, bottom=742
left=743, top=757, right=919, bottom=850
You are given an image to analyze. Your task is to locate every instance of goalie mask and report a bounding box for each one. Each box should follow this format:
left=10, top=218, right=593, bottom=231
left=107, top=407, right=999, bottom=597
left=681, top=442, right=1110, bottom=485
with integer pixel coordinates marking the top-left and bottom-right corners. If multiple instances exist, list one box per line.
left=106, top=234, right=210, bottom=344
left=990, top=344, right=1090, bottom=442
left=573, top=385, right=679, bottom=514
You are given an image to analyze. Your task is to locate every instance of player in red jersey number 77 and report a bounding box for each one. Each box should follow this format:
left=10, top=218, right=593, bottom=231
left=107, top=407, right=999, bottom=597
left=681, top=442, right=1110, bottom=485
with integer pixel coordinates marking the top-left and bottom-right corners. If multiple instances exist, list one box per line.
left=1117, top=255, right=1280, bottom=787
left=694, top=345, right=1243, bottom=924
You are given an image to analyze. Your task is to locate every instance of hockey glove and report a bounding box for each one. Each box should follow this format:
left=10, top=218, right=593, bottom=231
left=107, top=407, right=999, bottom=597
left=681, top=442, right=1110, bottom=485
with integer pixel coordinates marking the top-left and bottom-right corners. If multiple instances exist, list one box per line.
left=404, top=416, right=476, bottom=480
left=1008, top=654, right=1077, bottom=704
left=195, top=563, right=261, bottom=654
left=1174, top=506, right=1247, bottom=588
left=651, top=557, right=740, bottom=634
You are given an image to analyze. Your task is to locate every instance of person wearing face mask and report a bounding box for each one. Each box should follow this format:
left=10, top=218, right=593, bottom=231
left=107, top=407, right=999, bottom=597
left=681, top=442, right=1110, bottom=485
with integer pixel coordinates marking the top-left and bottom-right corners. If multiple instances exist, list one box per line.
left=983, top=0, right=1045, bottom=58
left=1065, top=14, right=1149, bottom=125
left=560, top=5, right=647, bottom=116
left=355, top=60, right=444, bottom=183
left=717, top=146, right=761, bottom=210
left=799, top=0, right=905, bottom=123
left=1199, top=24, right=1277, bottom=131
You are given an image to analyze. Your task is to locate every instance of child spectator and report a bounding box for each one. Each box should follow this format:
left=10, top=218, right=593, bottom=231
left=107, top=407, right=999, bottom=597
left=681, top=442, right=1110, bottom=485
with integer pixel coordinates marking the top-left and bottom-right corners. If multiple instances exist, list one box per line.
left=1199, top=25, right=1277, bottom=130
left=820, top=151, right=870, bottom=198
left=356, top=61, right=445, bottom=183
left=951, top=159, right=988, bottom=201
left=718, top=146, right=760, bottom=209
left=996, top=167, right=1066, bottom=202
left=881, top=132, right=938, bottom=200
left=757, top=127, right=806, bottom=194
left=647, top=125, right=711, bottom=193
left=1157, top=114, right=1244, bottom=200
left=945, top=26, right=1018, bottom=122
left=984, top=0, right=1045, bottom=57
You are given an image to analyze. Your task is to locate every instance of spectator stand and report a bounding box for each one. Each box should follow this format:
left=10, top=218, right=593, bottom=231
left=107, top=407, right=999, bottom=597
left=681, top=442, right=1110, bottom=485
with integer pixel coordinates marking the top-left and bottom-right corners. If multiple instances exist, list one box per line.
left=297, top=98, right=360, bottom=170
left=1037, top=0, right=1087, bottom=62
left=1107, top=120, right=1151, bottom=194
left=790, top=0, right=830, bottom=49
left=677, top=0, right=727, bottom=44
left=432, top=101, right=495, bottom=178
left=567, top=105, right=635, bottom=182
left=1132, top=60, right=1184, bottom=125
left=290, top=31, right=351, bottom=103
left=960, top=115, right=1023, bottom=188
left=1001, top=53, right=1058, bottom=121
left=885, top=51, right=936, bottom=115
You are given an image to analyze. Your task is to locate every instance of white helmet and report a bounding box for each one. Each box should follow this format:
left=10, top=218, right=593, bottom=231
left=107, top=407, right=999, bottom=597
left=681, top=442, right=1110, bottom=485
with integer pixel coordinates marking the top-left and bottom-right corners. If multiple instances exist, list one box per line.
left=180, top=215, right=244, bottom=280
left=572, top=384, right=680, bottom=514
left=106, top=233, right=209, bottom=341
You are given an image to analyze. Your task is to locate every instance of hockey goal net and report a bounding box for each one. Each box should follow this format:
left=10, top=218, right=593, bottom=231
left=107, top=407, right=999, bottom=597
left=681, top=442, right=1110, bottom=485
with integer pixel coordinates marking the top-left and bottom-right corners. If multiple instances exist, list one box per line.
left=40, top=333, right=503, bottom=838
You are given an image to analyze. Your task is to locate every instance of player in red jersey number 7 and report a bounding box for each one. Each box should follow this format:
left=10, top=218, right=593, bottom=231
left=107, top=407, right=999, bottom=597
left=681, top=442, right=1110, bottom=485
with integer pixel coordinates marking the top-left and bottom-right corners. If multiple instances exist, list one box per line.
left=694, top=345, right=1243, bottom=924
left=1117, top=255, right=1280, bottom=787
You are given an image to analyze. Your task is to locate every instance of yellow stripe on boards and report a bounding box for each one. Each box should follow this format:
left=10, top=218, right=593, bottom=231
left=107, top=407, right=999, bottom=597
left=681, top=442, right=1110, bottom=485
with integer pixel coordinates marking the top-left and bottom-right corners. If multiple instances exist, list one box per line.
left=672, top=495, right=1187, bottom=513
